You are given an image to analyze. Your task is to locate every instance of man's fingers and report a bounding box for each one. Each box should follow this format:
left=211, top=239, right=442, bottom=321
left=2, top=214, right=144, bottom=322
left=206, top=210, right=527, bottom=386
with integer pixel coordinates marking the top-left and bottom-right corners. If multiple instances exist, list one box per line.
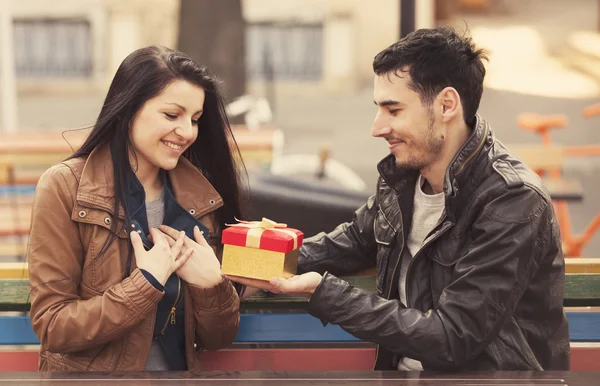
left=269, top=276, right=310, bottom=294
left=269, top=277, right=292, bottom=293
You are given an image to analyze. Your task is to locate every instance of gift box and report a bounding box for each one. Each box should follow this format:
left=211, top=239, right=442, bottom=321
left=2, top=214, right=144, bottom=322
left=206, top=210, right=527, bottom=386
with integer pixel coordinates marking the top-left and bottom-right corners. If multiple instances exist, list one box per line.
left=221, top=218, right=304, bottom=281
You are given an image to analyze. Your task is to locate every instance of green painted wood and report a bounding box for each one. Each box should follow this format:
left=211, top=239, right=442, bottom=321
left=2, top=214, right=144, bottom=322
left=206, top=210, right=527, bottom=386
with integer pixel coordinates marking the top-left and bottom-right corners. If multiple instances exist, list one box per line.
left=0, top=279, right=29, bottom=311
left=563, top=274, right=600, bottom=306
left=1, top=274, right=599, bottom=312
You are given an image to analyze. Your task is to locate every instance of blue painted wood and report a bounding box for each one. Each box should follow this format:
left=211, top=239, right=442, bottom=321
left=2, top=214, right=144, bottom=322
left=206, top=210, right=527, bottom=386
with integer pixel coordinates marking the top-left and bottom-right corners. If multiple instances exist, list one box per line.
left=236, top=314, right=360, bottom=343
left=566, top=312, right=600, bottom=342
left=0, top=312, right=598, bottom=345
left=0, top=316, right=38, bottom=345
left=0, top=185, right=35, bottom=195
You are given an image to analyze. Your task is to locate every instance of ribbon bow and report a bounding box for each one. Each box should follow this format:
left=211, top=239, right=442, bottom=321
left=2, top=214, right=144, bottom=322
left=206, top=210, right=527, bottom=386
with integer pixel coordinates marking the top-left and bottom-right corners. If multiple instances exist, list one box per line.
left=226, top=217, right=299, bottom=249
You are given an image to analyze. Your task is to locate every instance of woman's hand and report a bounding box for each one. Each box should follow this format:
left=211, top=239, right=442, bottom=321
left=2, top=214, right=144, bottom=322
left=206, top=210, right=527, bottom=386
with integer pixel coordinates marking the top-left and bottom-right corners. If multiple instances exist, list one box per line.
left=158, top=225, right=223, bottom=288
left=131, top=228, right=193, bottom=285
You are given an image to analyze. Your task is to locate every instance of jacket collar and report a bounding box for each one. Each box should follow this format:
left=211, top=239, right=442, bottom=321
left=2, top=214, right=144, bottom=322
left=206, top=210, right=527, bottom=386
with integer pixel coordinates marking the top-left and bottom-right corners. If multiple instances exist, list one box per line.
left=377, top=114, right=491, bottom=197
left=76, top=144, right=223, bottom=219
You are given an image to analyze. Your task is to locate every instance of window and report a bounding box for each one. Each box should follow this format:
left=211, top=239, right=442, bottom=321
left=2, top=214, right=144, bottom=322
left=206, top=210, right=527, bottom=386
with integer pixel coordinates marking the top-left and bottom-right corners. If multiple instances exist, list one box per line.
left=246, top=22, right=323, bottom=81
left=14, top=18, right=92, bottom=77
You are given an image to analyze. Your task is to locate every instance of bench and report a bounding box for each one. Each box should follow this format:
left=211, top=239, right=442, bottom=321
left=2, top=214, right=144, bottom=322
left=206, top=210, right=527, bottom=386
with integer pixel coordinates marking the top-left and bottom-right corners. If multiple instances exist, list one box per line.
left=507, top=144, right=584, bottom=202
left=0, top=126, right=282, bottom=185
left=0, top=126, right=283, bottom=260
left=0, top=273, right=599, bottom=371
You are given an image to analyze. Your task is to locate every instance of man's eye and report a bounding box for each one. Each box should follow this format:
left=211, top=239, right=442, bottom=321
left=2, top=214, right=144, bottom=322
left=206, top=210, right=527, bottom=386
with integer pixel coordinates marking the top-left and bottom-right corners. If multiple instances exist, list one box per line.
left=389, top=109, right=400, bottom=115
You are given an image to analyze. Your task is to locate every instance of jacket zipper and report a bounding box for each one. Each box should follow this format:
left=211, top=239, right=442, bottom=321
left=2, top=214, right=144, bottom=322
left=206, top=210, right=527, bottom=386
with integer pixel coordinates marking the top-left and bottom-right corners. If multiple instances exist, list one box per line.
left=455, top=122, right=488, bottom=176
left=373, top=206, right=405, bottom=369
left=384, top=123, right=481, bottom=305
left=372, top=118, right=485, bottom=370
left=404, top=215, right=453, bottom=308
left=373, top=209, right=453, bottom=370
left=160, top=276, right=182, bottom=335
left=404, top=125, right=487, bottom=300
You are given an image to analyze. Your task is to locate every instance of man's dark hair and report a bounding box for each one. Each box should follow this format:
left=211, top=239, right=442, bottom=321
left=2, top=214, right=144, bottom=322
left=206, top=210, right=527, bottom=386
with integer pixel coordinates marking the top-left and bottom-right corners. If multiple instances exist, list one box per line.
left=373, top=26, right=488, bottom=125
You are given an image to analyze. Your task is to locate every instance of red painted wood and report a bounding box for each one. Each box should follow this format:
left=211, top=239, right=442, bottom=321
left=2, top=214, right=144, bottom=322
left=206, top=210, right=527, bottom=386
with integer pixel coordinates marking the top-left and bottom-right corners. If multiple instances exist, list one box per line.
left=0, top=350, right=38, bottom=371
left=197, top=348, right=375, bottom=371
left=1, top=346, right=598, bottom=372
left=570, top=347, right=600, bottom=371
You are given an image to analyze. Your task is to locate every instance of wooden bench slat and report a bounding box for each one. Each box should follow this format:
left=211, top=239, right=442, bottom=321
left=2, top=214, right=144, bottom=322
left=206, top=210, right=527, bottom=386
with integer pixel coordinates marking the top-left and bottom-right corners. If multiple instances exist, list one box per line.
left=509, top=144, right=565, bottom=171
left=1, top=273, right=599, bottom=311
left=541, top=178, right=584, bottom=201
left=1, top=260, right=596, bottom=277
left=565, top=258, right=600, bottom=274
left=0, top=126, right=279, bottom=185
left=0, top=244, right=27, bottom=259
left=0, top=264, right=28, bottom=279
left=0, top=196, right=34, bottom=206
left=569, top=312, right=600, bottom=342
left=0, top=350, right=38, bottom=372
left=1, top=345, right=599, bottom=372
left=0, top=314, right=360, bottom=345
left=0, top=310, right=599, bottom=346
left=564, top=274, right=600, bottom=305
left=196, top=348, right=376, bottom=371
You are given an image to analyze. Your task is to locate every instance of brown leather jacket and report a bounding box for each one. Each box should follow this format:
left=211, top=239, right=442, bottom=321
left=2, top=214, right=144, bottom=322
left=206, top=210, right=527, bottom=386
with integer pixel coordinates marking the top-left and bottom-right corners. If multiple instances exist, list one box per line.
left=27, top=145, right=240, bottom=371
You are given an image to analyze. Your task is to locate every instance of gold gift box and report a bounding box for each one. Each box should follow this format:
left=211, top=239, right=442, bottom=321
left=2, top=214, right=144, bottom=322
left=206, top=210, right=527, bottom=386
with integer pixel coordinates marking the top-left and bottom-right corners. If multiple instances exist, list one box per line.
left=221, top=244, right=298, bottom=281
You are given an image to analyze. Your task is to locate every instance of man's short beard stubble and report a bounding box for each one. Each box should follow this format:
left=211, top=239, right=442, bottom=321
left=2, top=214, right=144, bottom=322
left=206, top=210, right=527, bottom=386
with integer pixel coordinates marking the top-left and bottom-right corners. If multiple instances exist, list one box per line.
left=395, top=110, right=444, bottom=171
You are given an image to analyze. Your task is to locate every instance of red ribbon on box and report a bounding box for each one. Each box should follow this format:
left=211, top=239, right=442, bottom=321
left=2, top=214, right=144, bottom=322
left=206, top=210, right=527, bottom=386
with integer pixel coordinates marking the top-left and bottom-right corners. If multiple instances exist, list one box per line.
left=222, top=218, right=304, bottom=253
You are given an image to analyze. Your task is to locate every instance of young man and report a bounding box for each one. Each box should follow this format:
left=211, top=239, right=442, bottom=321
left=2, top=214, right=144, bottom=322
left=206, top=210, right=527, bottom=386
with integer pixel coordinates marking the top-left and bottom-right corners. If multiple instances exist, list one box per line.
left=228, top=27, right=569, bottom=371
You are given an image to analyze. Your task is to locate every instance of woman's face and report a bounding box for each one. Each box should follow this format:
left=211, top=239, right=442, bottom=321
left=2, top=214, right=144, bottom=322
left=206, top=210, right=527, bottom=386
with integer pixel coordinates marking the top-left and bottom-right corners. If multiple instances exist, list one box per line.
left=129, top=80, right=205, bottom=176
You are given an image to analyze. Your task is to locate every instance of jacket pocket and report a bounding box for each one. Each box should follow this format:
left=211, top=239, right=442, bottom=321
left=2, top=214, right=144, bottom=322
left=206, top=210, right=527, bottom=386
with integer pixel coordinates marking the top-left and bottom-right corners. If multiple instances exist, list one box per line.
left=40, top=339, right=124, bottom=372
left=491, top=317, right=542, bottom=370
left=427, top=243, right=461, bottom=304
left=40, top=351, right=90, bottom=372
left=374, top=208, right=397, bottom=294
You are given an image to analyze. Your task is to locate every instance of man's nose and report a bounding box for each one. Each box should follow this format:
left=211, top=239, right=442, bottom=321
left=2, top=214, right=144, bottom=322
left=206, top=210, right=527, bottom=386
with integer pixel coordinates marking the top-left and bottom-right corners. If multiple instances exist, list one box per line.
left=371, top=113, right=391, bottom=138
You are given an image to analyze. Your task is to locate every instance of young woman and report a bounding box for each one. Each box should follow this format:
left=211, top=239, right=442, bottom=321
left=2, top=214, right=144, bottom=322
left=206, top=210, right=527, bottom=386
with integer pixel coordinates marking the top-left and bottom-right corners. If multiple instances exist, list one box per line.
left=27, top=46, right=245, bottom=371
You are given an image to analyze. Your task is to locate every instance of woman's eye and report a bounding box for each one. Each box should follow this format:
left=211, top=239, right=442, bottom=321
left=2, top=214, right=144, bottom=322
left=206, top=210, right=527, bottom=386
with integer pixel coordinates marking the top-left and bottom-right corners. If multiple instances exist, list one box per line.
left=164, top=113, right=177, bottom=120
left=192, top=119, right=199, bottom=125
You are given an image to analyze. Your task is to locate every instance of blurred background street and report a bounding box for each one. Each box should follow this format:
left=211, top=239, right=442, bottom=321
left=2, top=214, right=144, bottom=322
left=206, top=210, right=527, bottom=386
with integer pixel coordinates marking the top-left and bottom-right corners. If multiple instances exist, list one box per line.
left=2, top=0, right=600, bottom=255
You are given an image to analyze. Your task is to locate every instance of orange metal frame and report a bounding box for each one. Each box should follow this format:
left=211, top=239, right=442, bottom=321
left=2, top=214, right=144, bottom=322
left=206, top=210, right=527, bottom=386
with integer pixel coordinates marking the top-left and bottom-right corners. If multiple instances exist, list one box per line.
left=517, top=102, right=600, bottom=257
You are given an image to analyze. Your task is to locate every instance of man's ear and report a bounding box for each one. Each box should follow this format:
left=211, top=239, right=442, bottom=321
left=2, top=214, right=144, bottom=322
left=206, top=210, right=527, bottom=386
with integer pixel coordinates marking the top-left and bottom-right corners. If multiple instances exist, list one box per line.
left=438, top=87, right=461, bottom=123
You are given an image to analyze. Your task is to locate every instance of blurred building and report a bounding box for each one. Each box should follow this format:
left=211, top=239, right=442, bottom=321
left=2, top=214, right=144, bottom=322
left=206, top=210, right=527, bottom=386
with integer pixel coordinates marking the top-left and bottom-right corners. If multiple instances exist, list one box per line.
left=6, top=0, right=438, bottom=98
left=243, top=0, right=402, bottom=94
left=9, top=0, right=179, bottom=95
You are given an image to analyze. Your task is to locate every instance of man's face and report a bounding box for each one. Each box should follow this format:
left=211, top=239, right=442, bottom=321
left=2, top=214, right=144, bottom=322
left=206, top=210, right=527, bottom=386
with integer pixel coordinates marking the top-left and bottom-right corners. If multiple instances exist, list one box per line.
left=372, top=73, right=444, bottom=171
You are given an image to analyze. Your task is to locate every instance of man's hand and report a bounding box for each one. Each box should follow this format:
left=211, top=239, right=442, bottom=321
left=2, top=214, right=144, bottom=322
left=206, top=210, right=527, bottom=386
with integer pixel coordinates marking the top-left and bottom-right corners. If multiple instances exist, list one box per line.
left=225, top=272, right=323, bottom=298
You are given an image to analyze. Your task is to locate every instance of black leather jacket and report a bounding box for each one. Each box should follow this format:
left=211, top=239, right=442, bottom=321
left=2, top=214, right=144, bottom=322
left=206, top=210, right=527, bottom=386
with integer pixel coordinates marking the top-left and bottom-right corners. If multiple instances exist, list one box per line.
left=298, top=115, right=570, bottom=371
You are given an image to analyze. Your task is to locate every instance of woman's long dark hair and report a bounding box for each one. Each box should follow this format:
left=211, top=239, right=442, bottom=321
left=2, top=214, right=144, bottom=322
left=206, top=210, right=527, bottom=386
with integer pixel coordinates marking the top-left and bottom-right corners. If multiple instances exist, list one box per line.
left=69, top=45, right=246, bottom=274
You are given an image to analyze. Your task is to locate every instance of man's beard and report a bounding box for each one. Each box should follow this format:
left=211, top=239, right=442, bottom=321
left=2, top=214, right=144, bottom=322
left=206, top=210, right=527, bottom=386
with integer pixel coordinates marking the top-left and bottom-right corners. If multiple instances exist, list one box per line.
left=395, top=116, right=444, bottom=171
